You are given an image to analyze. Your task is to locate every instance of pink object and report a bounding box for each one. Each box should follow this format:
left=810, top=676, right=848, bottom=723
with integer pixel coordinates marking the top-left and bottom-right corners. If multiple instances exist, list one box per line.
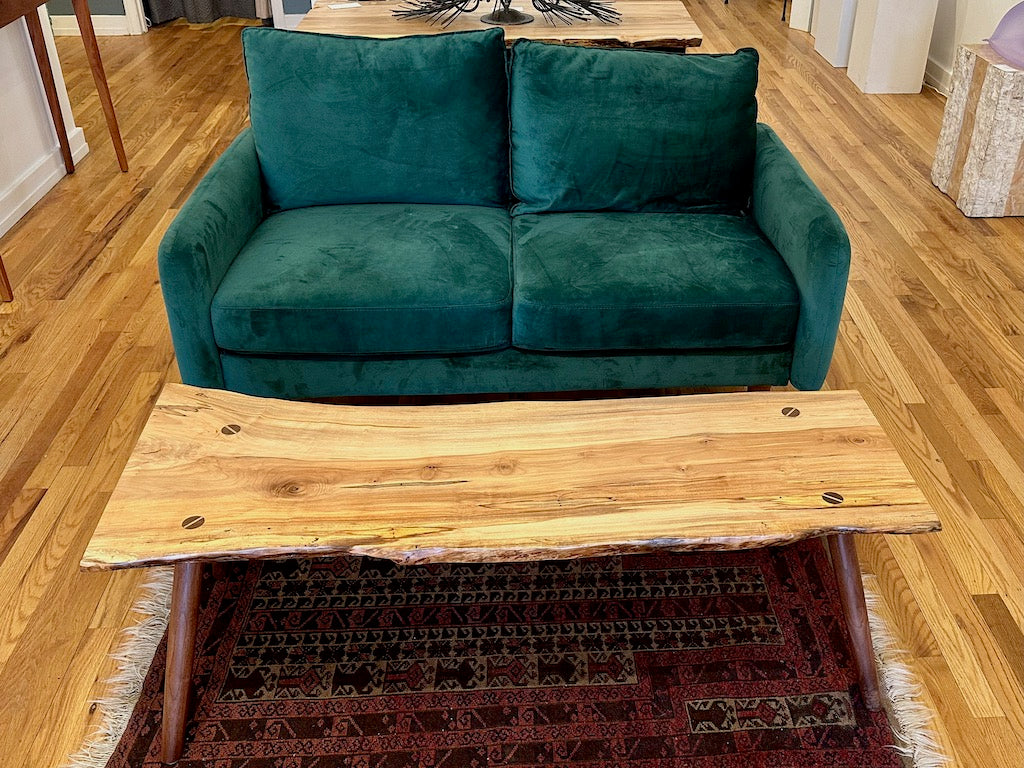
left=988, top=1, right=1024, bottom=69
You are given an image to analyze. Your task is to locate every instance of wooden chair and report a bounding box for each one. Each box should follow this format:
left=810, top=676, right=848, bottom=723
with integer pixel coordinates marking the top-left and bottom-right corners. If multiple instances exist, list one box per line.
left=0, top=0, right=128, bottom=301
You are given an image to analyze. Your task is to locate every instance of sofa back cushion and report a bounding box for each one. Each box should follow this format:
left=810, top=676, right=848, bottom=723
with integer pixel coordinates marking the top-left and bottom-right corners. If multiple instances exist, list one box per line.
left=509, top=43, right=759, bottom=215
left=242, top=27, right=510, bottom=211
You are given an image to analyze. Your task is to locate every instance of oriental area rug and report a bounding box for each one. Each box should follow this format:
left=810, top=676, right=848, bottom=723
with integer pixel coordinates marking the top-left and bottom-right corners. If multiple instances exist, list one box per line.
left=72, top=540, right=945, bottom=768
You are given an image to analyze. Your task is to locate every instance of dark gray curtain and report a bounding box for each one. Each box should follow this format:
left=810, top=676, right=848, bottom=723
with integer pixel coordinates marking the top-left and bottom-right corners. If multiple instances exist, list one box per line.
left=144, top=0, right=256, bottom=24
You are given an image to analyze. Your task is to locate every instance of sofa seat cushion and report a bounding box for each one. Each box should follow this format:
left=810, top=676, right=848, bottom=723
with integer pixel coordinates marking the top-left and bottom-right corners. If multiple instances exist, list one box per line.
left=212, top=204, right=512, bottom=356
left=512, top=213, right=799, bottom=352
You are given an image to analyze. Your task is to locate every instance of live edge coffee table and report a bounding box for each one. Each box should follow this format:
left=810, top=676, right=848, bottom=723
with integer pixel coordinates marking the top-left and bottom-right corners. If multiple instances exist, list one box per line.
left=82, top=384, right=940, bottom=764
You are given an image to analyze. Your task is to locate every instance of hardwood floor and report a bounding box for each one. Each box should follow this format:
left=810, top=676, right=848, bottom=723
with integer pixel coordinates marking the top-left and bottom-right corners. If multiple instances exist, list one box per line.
left=0, top=4, right=1021, bottom=766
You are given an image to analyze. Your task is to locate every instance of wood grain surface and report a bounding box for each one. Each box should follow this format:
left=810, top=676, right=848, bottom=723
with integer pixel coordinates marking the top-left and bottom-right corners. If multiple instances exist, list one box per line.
left=81, top=385, right=938, bottom=569
left=0, top=4, right=1023, bottom=766
left=298, top=0, right=703, bottom=49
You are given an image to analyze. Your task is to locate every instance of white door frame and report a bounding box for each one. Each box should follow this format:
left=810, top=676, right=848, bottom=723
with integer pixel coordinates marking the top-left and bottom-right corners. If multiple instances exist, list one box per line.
left=124, top=0, right=148, bottom=34
left=271, top=0, right=308, bottom=29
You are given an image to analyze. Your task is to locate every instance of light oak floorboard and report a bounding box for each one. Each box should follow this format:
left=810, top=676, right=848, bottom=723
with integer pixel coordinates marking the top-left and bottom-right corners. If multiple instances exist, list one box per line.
left=0, top=4, right=1021, bottom=766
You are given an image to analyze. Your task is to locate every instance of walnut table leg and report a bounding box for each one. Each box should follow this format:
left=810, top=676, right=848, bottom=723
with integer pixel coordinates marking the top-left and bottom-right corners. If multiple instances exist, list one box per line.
left=162, top=561, right=202, bottom=764
left=70, top=0, right=128, bottom=172
left=24, top=9, right=74, bottom=174
left=0, top=256, right=12, bottom=302
left=827, top=534, right=882, bottom=710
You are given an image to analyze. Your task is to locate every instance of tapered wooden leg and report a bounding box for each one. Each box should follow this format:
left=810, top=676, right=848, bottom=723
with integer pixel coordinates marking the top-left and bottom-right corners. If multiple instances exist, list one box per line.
left=827, top=534, right=882, bottom=710
left=0, top=256, right=13, bottom=302
left=210, top=561, right=229, bottom=581
left=24, top=10, right=74, bottom=175
left=747, top=385, right=772, bottom=392
left=163, top=561, right=202, bottom=764
left=70, top=0, right=128, bottom=172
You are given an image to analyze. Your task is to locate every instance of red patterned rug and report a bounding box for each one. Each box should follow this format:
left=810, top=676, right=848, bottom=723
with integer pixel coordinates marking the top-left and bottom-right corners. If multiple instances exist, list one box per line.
left=103, top=540, right=910, bottom=767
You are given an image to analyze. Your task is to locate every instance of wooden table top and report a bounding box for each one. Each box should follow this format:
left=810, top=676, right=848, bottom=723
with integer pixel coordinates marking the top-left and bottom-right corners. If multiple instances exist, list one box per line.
left=81, top=384, right=940, bottom=570
left=297, top=0, right=703, bottom=49
left=1, top=0, right=46, bottom=29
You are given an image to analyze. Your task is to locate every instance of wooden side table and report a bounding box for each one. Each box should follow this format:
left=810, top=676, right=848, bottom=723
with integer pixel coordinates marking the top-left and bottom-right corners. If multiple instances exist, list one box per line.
left=0, top=0, right=128, bottom=301
left=932, top=44, right=1024, bottom=218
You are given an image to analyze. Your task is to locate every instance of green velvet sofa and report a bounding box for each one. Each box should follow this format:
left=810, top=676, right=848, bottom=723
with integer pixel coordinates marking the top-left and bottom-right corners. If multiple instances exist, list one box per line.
left=158, top=27, right=851, bottom=400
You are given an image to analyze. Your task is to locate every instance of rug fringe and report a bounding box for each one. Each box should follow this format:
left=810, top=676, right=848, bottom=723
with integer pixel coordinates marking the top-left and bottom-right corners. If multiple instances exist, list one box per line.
left=64, top=568, right=174, bottom=768
left=863, top=574, right=948, bottom=768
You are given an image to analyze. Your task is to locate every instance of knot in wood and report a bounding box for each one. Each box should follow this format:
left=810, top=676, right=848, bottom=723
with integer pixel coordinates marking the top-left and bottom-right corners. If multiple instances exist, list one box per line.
left=270, top=481, right=306, bottom=497
left=494, top=458, right=518, bottom=475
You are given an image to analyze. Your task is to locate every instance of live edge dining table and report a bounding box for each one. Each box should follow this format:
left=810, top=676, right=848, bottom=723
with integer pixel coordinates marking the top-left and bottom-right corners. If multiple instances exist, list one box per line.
left=297, top=0, right=704, bottom=50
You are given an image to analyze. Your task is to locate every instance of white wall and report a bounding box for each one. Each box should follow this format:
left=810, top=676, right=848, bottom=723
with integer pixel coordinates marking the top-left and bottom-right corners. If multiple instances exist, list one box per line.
left=0, top=8, right=89, bottom=240
left=928, top=0, right=1018, bottom=91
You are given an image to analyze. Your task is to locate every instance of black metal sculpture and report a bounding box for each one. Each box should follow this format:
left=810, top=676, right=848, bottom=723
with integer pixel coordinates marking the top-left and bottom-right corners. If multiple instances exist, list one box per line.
left=482, top=0, right=533, bottom=25
left=530, top=0, right=620, bottom=24
left=394, top=0, right=620, bottom=27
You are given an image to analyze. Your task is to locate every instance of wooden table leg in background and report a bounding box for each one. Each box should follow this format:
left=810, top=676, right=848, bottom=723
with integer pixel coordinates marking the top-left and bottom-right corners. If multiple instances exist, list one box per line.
left=71, top=0, right=128, bottom=172
left=163, top=561, right=202, bottom=765
left=827, top=534, right=882, bottom=710
left=2, top=5, right=77, bottom=303
left=0, top=0, right=130, bottom=302
left=0, top=257, right=13, bottom=302
left=24, top=9, right=74, bottom=174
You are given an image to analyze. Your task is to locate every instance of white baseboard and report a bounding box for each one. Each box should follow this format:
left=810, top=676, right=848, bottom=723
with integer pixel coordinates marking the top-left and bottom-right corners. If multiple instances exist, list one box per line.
left=50, top=13, right=143, bottom=36
left=0, top=129, right=89, bottom=241
left=924, top=56, right=952, bottom=95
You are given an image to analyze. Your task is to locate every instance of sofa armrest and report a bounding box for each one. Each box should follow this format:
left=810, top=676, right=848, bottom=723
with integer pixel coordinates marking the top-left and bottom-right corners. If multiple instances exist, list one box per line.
left=752, top=124, right=851, bottom=391
left=158, top=128, right=264, bottom=389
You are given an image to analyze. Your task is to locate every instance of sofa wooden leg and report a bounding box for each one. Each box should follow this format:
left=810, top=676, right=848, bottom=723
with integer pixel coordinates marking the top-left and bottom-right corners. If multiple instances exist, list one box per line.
left=162, top=561, right=202, bottom=764
left=827, top=534, right=882, bottom=710
left=747, top=385, right=771, bottom=392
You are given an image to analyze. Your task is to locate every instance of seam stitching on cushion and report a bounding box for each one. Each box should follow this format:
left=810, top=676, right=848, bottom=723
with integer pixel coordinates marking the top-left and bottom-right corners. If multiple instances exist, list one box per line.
left=513, top=343, right=795, bottom=352
left=213, top=299, right=513, bottom=312
left=514, top=301, right=799, bottom=310
left=216, top=341, right=513, bottom=356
